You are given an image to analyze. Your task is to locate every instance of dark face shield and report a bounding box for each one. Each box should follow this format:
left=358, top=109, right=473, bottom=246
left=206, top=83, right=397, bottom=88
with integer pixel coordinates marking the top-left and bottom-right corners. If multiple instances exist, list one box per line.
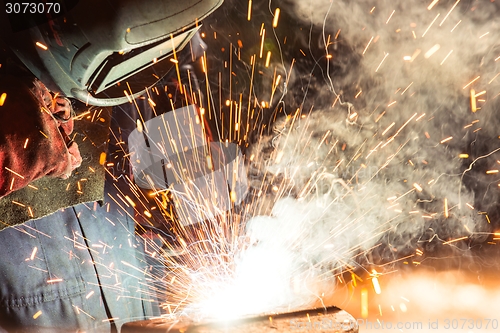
left=85, top=28, right=200, bottom=98
left=0, top=0, right=223, bottom=106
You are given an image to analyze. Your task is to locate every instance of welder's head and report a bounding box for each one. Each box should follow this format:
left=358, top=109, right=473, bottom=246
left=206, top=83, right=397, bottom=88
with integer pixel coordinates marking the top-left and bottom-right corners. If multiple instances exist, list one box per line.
left=0, top=0, right=223, bottom=107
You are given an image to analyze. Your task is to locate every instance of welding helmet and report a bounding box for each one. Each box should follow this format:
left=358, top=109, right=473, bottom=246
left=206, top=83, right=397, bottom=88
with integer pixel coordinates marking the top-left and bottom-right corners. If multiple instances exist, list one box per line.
left=0, top=0, right=222, bottom=106
left=128, top=105, right=248, bottom=226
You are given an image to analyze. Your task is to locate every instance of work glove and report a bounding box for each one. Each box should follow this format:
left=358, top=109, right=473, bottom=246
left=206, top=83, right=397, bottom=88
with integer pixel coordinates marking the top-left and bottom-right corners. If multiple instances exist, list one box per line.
left=0, top=76, right=82, bottom=198
left=34, top=80, right=82, bottom=174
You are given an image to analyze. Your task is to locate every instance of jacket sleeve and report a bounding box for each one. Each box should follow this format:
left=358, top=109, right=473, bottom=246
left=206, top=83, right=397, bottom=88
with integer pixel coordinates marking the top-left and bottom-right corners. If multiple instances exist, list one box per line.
left=0, top=75, right=73, bottom=198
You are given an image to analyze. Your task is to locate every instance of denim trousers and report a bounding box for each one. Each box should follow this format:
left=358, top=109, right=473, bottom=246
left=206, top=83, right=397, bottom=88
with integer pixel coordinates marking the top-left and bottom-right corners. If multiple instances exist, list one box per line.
left=0, top=179, right=160, bottom=332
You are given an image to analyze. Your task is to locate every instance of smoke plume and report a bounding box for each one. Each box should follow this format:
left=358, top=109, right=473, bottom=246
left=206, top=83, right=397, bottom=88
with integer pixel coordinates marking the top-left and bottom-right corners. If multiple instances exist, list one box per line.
left=238, top=0, right=500, bottom=313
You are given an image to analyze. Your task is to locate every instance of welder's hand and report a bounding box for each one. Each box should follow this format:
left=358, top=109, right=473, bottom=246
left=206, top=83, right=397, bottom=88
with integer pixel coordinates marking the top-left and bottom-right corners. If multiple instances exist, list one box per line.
left=0, top=76, right=85, bottom=198
left=32, top=80, right=82, bottom=179
left=51, top=95, right=82, bottom=176
left=65, top=141, right=82, bottom=177
left=52, top=95, right=74, bottom=134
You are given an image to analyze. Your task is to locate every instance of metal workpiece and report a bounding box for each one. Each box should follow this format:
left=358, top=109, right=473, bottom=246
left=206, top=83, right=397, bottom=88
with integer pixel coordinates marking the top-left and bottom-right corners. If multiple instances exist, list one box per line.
left=122, top=306, right=358, bottom=333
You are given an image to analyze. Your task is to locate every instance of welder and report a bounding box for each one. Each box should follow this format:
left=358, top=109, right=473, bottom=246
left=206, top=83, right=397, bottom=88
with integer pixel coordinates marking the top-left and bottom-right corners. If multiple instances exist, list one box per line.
left=0, top=0, right=222, bottom=331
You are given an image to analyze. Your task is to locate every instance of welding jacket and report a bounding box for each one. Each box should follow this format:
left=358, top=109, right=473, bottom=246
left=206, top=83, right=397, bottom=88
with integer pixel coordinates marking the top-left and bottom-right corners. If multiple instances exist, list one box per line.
left=0, top=39, right=216, bottom=330
left=0, top=98, right=161, bottom=332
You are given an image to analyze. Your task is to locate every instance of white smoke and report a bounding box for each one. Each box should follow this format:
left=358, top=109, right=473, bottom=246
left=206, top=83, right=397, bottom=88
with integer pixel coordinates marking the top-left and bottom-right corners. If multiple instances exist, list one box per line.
left=235, top=0, right=500, bottom=314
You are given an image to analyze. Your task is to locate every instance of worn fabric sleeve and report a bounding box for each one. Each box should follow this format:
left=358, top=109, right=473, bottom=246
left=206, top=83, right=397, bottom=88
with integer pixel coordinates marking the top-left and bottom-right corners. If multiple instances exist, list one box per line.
left=0, top=75, right=73, bottom=198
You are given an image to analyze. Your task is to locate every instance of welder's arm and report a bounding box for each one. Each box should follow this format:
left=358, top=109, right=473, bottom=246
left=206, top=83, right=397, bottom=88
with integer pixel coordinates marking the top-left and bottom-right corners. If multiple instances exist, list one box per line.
left=0, top=76, right=82, bottom=198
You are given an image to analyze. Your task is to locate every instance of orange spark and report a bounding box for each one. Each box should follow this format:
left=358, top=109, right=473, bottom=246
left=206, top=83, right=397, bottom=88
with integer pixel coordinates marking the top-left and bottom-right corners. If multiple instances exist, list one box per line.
left=440, top=50, right=453, bottom=65
left=375, top=53, right=389, bottom=72
left=265, top=51, right=271, bottom=67
left=424, top=44, right=440, bottom=58
left=30, top=247, right=38, bottom=260
left=401, top=82, right=413, bottom=95
left=470, top=88, right=477, bottom=112
left=35, top=42, right=48, bottom=50
left=247, top=0, right=252, bottom=20
left=363, top=36, right=374, bottom=55
left=386, top=10, right=395, bottom=24
left=123, top=90, right=132, bottom=103
left=422, top=13, right=440, bottom=37
left=488, top=72, right=500, bottom=84
left=0, top=92, right=6, bottom=106
left=450, top=20, right=462, bottom=32
left=259, top=28, right=265, bottom=58
left=440, top=136, right=452, bottom=143
left=125, top=195, right=136, bottom=207
left=440, top=0, right=460, bottom=26
left=443, top=236, right=468, bottom=245
left=5, top=167, right=25, bottom=179
left=475, top=90, right=486, bottom=97
left=99, top=152, right=107, bottom=165
left=463, top=76, right=481, bottom=89
left=272, top=8, right=280, bottom=28
left=427, top=0, right=439, bottom=10
left=382, top=122, right=395, bottom=135
left=479, top=32, right=489, bottom=39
